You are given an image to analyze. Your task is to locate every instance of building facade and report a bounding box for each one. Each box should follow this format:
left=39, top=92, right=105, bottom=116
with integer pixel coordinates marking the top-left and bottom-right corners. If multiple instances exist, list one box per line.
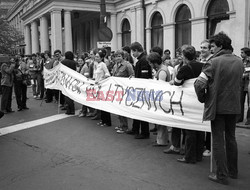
left=6, top=0, right=250, bottom=56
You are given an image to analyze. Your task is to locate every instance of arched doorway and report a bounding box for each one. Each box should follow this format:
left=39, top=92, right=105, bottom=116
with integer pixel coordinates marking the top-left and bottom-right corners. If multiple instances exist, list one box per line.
left=175, top=4, right=191, bottom=50
left=207, top=0, right=229, bottom=38
left=151, top=12, right=163, bottom=49
left=121, top=19, right=131, bottom=47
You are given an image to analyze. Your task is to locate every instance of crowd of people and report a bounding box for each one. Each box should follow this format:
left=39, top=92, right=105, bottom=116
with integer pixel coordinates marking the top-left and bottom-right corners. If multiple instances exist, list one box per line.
left=1, top=31, right=250, bottom=185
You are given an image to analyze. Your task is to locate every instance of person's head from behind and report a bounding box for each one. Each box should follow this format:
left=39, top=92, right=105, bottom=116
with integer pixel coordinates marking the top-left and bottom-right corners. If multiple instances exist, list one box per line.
left=64, top=51, right=74, bottom=60
left=209, top=32, right=232, bottom=54
left=130, top=42, right=143, bottom=58
left=240, top=47, right=250, bottom=59
left=147, top=52, right=162, bottom=71
left=181, top=45, right=196, bottom=63
left=150, top=46, right=163, bottom=57
left=122, top=46, right=131, bottom=54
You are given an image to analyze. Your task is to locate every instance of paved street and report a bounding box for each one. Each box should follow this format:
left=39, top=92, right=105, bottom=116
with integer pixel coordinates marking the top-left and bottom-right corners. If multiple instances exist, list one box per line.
left=0, top=88, right=250, bottom=190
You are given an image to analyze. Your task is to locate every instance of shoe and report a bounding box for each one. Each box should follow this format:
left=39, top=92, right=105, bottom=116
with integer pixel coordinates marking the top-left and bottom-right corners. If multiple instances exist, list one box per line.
left=163, top=146, right=180, bottom=154
left=115, top=126, right=121, bottom=130
left=152, top=143, right=168, bottom=147
left=150, top=128, right=157, bottom=132
left=59, top=104, right=64, bottom=108
left=6, top=109, right=15, bottom=113
left=203, top=149, right=211, bottom=157
left=17, top=108, right=23, bottom=111
left=97, top=121, right=103, bottom=125
left=135, top=134, right=150, bottom=139
left=33, top=95, right=37, bottom=98
left=228, top=173, right=238, bottom=179
left=23, top=107, right=29, bottom=110
left=65, top=112, right=75, bottom=115
left=78, top=113, right=86, bottom=117
left=45, top=100, right=52, bottom=103
left=245, top=121, right=250, bottom=125
left=91, top=115, right=100, bottom=120
left=208, top=173, right=229, bottom=185
left=86, top=113, right=95, bottom=117
left=177, top=157, right=195, bottom=164
left=126, top=130, right=138, bottom=135
left=61, top=107, right=67, bottom=110
left=117, top=129, right=125, bottom=134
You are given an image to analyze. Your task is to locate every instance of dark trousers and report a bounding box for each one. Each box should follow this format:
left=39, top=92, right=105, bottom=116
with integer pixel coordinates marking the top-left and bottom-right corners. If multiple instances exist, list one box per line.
left=184, top=130, right=204, bottom=162
left=54, top=90, right=65, bottom=105
left=65, top=96, right=75, bottom=114
left=211, top=114, right=238, bottom=180
left=46, top=89, right=53, bottom=102
left=132, top=119, right=149, bottom=136
left=39, top=77, right=44, bottom=99
left=171, top=128, right=185, bottom=148
left=239, top=89, right=249, bottom=121
left=205, top=132, right=211, bottom=151
left=101, top=111, right=111, bottom=126
left=1, top=85, right=12, bottom=111
left=14, top=81, right=27, bottom=109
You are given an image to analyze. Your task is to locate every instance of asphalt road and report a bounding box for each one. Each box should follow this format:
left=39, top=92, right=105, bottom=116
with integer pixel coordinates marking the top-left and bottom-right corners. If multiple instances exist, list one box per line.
left=0, top=88, right=250, bottom=190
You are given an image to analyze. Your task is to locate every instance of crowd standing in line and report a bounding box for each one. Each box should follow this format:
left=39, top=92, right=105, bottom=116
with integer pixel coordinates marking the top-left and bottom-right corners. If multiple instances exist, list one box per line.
left=1, top=31, right=250, bottom=185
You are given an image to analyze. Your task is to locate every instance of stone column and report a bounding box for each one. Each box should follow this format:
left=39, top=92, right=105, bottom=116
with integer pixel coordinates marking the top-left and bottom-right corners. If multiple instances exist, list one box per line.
left=50, top=9, right=62, bottom=54
left=24, top=24, right=32, bottom=55
left=130, top=7, right=136, bottom=42
left=163, top=23, right=175, bottom=58
left=145, top=27, right=151, bottom=53
left=136, top=6, right=144, bottom=45
left=117, top=32, right=122, bottom=49
left=190, top=17, right=207, bottom=50
left=31, top=20, right=39, bottom=53
left=64, top=10, right=73, bottom=52
left=110, top=12, right=117, bottom=51
left=40, top=16, right=49, bottom=52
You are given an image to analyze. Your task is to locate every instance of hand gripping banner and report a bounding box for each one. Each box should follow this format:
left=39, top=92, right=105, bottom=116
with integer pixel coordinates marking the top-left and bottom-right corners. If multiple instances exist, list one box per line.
left=44, top=63, right=210, bottom=132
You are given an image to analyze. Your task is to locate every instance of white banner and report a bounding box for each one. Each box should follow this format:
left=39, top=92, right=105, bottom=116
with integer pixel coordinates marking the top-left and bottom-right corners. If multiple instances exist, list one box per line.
left=44, top=63, right=210, bottom=132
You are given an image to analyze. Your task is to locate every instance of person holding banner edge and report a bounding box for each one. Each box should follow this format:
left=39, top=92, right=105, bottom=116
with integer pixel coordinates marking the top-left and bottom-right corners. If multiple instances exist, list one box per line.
left=194, top=32, right=243, bottom=185
left=126, top=42, right=152, bottom=139
left=173, top=45, right=204, bottom=164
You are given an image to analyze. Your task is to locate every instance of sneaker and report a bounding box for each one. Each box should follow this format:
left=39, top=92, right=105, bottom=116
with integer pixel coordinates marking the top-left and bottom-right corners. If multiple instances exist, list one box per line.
left=203, top=149, right=211, bottom=157
left=115, top=126, right=121, bottom=130
left=163, top=145, right=180, bottom=154
left=117, top=129, right=125, bottom=134
left=33, top=95, right=37, bottom=98
left=78, top=113, right=86, bottom=117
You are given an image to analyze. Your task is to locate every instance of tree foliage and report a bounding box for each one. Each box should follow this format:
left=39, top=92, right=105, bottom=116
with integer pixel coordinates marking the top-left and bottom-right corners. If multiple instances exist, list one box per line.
left=0, top=17, right=24, bottom=54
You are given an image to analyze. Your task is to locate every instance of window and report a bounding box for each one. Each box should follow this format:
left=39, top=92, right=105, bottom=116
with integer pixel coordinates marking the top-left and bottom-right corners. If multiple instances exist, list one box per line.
left=207, top=0, right=229, bottom=38
left=122, top=19, right=131, bottom=47
left=151, top=12, right=163, bottom=49
left=175, top=5, right=191, bottom=50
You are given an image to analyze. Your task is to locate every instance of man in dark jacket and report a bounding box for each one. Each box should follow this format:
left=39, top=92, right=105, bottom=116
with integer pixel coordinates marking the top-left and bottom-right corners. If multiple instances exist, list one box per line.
left=61, top=51, right=77, bottom=115
left=194, top=32, right=244, bottom=185
left=126, top=42, right=152, bottom=139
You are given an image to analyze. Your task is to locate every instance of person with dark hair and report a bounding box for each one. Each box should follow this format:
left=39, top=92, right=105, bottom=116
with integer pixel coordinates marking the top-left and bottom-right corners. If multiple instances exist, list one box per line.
left=122, top=46, right=134, bottom=67
left=93, top=48, right=111, bottom=126
left=44, top=50, right=54, bottom=103
left=126, top=42, right=152, bottom=139
left=147, top=52, right=171, bottom=146
left=150, top=46, right=163, bottom=57
left=28, top=53, right=40, bottom=98
left=172, top=45, right=204, bottom=164
left=194, top=32, right=243, bottom=185
left=61, top=51, right=77, bottom=115
left=239, top=47, right=250, bottom=124
left=35, top=52, right=45, bottom=100
left=13, top=57, right=29, bottom=111
left=0, top=57, right=15, bottom=113
left=112, top=50, right=134, bottom=134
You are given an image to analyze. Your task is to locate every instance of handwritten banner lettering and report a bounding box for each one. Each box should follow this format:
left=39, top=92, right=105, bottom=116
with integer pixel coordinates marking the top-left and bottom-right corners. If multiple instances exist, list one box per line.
left=44, top=63, right=210, bottom=132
